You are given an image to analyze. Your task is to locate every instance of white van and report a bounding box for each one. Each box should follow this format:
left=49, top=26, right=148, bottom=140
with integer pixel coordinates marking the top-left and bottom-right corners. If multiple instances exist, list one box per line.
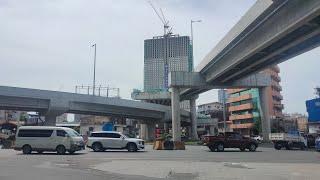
left=14, top=126, right=85, bottom=154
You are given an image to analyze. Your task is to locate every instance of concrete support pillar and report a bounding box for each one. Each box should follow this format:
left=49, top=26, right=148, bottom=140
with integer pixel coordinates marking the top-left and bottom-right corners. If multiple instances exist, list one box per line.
left=164, top=122, right=169, bottom=133
left=190, top=97, right=198, bottom=140
left=171, top=87, right=181, bottom=142
left=209, top=125, right=215, bottom=135
left=188, top=126, right=192, bottom=139
left=44, top=114, right=57, bottom=126
left=259, top=87, right=271, bottom=142
left=140, top=123, right=148, bottom=141
left=147, top=123, right=155, bottom=141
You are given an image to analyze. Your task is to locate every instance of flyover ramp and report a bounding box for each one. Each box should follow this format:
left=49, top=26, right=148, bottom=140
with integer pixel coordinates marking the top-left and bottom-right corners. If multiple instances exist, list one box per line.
left=0, top=86, right=190, bottom=125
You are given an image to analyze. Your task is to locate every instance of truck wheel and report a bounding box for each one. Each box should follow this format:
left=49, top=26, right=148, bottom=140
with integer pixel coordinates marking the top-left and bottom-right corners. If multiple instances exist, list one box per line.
left=285, top=144, right=291, bottom=150
left=92, top=142, right=103, bottom=152
left=274, top=143, right=282, bottom=150
left=22, top=145, right=32, bottom=154
left=127, top=143, right=137, bottom=152
left=216, top=143, right=224, bottom=152
left=208, top=145, right=215, bottom=152
left=249, top=144, right=257, bottom=152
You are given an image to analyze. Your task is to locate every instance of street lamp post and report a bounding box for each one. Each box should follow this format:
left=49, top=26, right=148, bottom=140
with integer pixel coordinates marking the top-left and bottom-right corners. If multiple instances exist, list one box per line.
left=191, top=20, right=201, bottom=71
left=191, top=20, right=202, bottom=45
left=91, top=44, right=97, bottom=96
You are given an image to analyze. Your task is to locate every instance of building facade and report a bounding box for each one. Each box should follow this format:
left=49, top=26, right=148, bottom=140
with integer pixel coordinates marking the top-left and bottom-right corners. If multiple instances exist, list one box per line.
left=131, top=34, right=194, bottom=140
left=134, top=35, right=193, bottom=110
left=197, top=102, right=224, bottom=135
left=144, top=35, right=193, bottom=91
left=280, top=113, right=308, bottom=133
left=0, top=110, right=23, bottom=125
left=227, top=66, right=284, bottom=136
left=218, top=89, right=229, bottom=104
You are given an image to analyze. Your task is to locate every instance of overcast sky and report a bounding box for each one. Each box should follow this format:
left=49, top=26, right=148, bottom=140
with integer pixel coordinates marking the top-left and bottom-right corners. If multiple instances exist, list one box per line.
left=1, top=0, right=319, bottom=114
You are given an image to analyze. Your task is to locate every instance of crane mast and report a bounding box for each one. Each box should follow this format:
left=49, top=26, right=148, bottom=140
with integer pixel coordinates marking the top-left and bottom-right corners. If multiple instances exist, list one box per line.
left=148, top=1, right=173, bottom=90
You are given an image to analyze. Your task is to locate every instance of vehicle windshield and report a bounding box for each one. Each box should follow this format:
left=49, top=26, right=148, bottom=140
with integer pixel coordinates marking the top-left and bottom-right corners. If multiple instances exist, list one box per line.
left=123, top=133, right=136, bottom=138
left=65, top=129, right=81, bottom=137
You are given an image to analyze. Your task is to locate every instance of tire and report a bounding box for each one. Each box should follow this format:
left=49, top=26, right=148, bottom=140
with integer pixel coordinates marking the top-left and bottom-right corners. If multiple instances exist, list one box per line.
left=240, top=147, right=246, bottom=152
left=248, top=144, right=257, bottom=152
left=56, top=145, right=66, bottom=155
left=92, top=142, right=103, bottom=152
left=69, top=151, right=75, bottom=154
left=127, top=143, right=137, bottom=152
left=22, top=145, right=32, bottom=154
left=274, top=143, right=282, bottom=150
left=208, top=145, right=215, bottom=152
left=216, top=143, right=224, bottom=152
left=285, top=144, right=291, bottom=150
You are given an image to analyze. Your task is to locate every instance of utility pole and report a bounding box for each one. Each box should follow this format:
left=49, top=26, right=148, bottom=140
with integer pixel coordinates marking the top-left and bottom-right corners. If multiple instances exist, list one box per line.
left=92, top=44, right=97, bottom=96
left=191, top=20, right=201, bottom=70
left=222, top=89, right=227, bottom=132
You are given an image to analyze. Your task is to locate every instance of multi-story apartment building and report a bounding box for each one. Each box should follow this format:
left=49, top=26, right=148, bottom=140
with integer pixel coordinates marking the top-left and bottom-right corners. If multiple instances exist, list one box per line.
left=197, top=102, right=222, bottom=136
left=198, top=102, right=224, bottom=115
left=227, top=65, right=284, bottom=136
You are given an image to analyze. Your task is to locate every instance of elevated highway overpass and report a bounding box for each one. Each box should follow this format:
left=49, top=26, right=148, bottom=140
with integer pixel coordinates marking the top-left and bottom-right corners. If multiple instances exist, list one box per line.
left=170, top=0, right=320, bottom=141
left=179, top=0, right=320, bottom=98
left=0, top=86, right=190, bottom=127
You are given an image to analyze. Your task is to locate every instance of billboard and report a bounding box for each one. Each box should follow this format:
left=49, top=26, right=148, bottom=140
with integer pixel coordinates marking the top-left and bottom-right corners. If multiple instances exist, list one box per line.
left=306, top=98, right=320, bottom=122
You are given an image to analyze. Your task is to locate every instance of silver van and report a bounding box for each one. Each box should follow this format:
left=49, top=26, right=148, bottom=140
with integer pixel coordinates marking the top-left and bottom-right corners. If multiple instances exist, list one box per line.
left=14, top=126, right=85, bottom=154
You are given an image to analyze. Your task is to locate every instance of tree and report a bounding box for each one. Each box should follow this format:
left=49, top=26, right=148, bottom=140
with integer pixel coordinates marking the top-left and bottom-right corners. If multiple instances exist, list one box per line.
left=253, top=118, right=262, bottom=135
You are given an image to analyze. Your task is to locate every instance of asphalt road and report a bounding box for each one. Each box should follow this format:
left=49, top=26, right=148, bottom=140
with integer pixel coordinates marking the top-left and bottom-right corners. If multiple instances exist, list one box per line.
left=0, top=145, right=320, bottom=180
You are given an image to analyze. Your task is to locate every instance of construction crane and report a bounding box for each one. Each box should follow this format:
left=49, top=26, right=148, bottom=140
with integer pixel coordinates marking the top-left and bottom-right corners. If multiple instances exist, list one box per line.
left=148, top=1, right=172, bottom=90
left=148, top=1, right=172, bottom=36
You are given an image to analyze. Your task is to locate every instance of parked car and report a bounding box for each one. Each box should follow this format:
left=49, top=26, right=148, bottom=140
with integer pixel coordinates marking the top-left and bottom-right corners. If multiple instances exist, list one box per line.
left=202, top=132, right=258, bottom=152
left=14, top=126, right=85, bottom=154
left=87, top=131, right=144, bottom=152
left=269, top=132, right=307, bottom=150
left=251, top=135, right=263, bottom=143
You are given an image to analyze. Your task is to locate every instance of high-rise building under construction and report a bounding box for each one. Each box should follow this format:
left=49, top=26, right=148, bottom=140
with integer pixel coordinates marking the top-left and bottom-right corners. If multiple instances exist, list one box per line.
left=144, top=35, right=193, bottom=92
